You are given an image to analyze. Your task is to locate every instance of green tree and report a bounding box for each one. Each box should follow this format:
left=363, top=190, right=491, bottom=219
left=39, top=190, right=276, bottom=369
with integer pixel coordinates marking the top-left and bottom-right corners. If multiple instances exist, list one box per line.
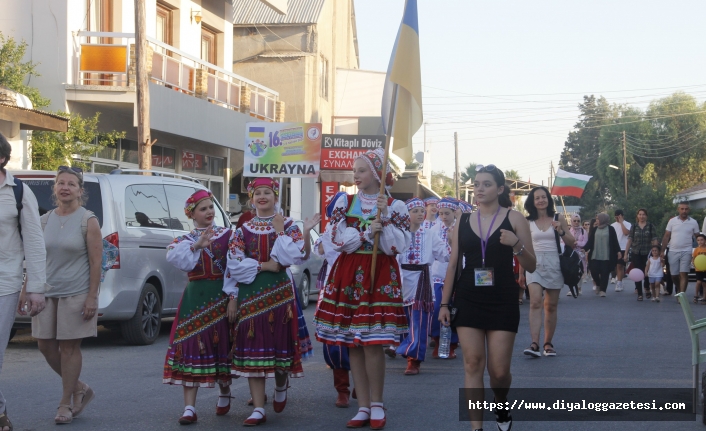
left=504, top=169, right=520, bottom=180
left=431, top=170, right=455, bottom=197
left=32, top=112, right=124, bottom=170
left=460, top=162, right=479, bottom=184
left=0, top=32, right=49, bottom=108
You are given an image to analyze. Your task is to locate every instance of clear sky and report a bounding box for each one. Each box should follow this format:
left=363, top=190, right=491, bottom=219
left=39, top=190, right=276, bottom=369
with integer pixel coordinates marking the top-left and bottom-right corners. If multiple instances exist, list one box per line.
left=354, top=0, right=706, bottom=185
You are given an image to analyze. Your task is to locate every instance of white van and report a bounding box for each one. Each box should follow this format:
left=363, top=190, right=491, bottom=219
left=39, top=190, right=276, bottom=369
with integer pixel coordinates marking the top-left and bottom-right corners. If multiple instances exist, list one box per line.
left=12, top=170, right=230, bottom=345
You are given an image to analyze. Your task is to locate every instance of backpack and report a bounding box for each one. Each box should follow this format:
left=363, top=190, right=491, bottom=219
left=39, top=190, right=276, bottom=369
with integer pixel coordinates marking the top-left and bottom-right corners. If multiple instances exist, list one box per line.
left=555, top=230, right=583, bottom=289
left=41, top=209, right=119, bottom=282
left=12, top=177, right=23, bottom=238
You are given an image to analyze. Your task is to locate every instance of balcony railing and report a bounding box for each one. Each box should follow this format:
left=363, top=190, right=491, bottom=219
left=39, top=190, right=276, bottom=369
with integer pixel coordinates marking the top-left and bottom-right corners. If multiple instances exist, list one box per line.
left=75, top=31, right=278, bottom=120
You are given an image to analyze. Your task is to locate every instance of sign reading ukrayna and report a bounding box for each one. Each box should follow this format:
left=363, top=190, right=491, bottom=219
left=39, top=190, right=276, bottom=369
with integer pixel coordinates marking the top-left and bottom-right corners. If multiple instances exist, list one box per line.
left=244, top=122, right=323, bottom=178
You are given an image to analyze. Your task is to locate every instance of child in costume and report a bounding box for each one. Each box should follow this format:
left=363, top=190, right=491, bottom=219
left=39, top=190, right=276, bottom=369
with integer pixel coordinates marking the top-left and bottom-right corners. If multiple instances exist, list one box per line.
left=429, top=197, right=460, bottom=358
left=422, top=197, right=439, bottom=230
left=397, top=198, right=450, bottom=374
left=224, top=178, right=306, bottom=426
left=314, top=148, right=411, bottom=429
left=164, top=190, right=233, bottom=425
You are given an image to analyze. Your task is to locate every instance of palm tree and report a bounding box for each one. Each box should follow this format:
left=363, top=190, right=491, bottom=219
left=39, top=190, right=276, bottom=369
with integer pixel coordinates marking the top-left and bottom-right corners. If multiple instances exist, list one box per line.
left=504, top=169, right=521, bottom=180
left=460, top=162, right=480, bottom=183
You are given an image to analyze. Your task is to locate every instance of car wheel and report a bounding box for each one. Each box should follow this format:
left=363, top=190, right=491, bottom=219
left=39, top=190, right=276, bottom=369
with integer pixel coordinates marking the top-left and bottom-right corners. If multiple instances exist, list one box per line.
left=9, top=328, right=16, bottom=341
left=121, top=283, right=162, bottom=345
left=299, top=273, right=310, bottom=310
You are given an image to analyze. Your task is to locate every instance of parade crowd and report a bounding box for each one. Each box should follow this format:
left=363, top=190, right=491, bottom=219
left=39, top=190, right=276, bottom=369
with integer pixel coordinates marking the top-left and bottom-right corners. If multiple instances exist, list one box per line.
left=1, top=132, right=704, bottom=431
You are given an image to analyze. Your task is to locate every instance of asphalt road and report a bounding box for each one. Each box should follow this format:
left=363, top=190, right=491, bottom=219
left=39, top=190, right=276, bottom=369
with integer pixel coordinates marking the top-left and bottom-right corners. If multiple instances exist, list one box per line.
left=4, top=279, right=706, bottom=431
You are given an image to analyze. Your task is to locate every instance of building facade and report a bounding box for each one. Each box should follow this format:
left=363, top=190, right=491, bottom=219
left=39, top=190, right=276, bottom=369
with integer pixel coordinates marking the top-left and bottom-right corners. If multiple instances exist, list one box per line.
left=1, top=0, right=282, bottom=210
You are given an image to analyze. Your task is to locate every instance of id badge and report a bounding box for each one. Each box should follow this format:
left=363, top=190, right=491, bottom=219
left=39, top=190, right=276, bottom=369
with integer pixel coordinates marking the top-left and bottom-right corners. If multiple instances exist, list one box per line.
left=474, top=268, right=494, bottom=286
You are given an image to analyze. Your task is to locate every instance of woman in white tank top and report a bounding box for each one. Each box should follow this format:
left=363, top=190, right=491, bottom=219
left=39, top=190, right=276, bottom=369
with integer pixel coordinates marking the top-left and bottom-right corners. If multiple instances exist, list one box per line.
left=518, top=187, right=574, bottom=358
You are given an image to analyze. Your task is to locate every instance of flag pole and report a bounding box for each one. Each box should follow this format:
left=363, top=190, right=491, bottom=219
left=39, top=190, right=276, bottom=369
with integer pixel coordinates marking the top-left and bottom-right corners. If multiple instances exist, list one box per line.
left=551, top=165, right=569, bottom=221
left=370, top=83, right=399, bottom=289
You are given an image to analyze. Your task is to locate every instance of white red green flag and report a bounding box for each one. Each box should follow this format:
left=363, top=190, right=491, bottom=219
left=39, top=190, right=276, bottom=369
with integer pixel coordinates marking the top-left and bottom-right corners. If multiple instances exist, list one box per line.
left=551, top=169, right=592, bottom=198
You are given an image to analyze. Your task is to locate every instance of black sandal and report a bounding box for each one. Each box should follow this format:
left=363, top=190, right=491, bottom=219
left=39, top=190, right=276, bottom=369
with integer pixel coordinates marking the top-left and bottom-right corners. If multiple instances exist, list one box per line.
left=523, top=342, right=540, bottom=358
left=543, top=342, right=556, bottom=357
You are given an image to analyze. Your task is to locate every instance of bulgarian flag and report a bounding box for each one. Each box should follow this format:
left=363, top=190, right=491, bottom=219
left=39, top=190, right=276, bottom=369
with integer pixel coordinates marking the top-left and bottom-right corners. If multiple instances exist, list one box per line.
left=551, top=169, right=592, bottom=198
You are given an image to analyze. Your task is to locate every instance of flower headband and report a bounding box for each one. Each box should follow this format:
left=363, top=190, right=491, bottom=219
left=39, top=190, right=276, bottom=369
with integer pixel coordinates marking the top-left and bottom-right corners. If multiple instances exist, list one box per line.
left=437, top=197, right=458, bottom=211
left=184, top=189, right=214, bottom=219
left=247, top=177, right=280, bottom=199
left=356, top=148, right=394, bottom=188
left=405, top=197, right=425, bottom=211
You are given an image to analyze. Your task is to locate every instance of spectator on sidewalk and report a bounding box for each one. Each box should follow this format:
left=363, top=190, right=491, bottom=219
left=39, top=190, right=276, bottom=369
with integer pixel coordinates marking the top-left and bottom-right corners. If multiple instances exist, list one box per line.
left=0, top=132, right=47, bottom=431
left=22, top=166, right=102, bottom=425
left=661, top=202, right=700, bottom=299
left=611, top=210, right=631, bottom=292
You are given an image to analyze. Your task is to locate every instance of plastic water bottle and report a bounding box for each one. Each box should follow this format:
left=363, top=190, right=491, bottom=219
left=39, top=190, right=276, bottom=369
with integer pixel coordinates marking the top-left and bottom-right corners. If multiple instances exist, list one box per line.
left=438, top=325, right=452, bottom=358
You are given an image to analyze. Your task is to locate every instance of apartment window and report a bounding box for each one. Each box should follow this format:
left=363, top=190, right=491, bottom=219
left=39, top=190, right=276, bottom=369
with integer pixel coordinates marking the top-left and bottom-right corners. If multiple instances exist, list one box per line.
left=151, top=145, right=176, bottom=169
left=87, top=0, right=113, bottom=41
left=319, top=55, right=329, bottom=100
left=156, top=3, right=173, bottom=46
left=201, top=27, right=217, bottom=65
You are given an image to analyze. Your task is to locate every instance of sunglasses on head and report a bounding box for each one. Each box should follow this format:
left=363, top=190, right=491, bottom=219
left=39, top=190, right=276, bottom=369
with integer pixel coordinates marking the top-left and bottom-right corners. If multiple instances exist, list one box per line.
left=58, top=166, right=83, bottom=176
left=475, top=164, right=497, bottom=173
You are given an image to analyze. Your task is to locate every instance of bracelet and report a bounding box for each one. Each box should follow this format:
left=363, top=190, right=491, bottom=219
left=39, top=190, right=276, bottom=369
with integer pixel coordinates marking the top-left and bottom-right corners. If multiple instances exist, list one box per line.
left=256, top=262, right=262, bottom=273
left=559, top=230, right=566, bottom=237
left=512, top=238, right=520, bottom=248
left=439, top=304, right=449, bottom=308
left=229, top=294, right=237, bottom=301
left=277, top=231, right=286, bottom=237
left=513, top=244, right=525, bottom=256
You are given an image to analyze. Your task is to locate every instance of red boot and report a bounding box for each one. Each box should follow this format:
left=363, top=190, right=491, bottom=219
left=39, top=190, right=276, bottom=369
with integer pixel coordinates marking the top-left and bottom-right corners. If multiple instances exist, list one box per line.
left=333, top=369, right=350, bottom=408
left=432, top=337, right=440, bottom=359
left=404, top=358, right=420, bottom=375
left=449, top=343, right=458, bottom=359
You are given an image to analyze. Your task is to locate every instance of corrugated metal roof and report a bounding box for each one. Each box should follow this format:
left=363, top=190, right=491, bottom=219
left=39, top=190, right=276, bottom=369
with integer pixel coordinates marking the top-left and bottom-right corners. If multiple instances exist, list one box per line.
left=232, top=0, right=326, bottom=25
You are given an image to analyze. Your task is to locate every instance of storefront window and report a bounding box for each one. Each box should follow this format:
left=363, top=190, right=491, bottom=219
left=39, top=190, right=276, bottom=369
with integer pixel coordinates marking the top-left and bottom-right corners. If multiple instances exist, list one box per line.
left=121, top=139, right=139, bottom=164
left=210, top=157, right=224, bottom=176
left=93, top=163, right=117, bottom=173
left=96, top=138, right=118, bottom=160
left=162, top=147, right=176, bottom=169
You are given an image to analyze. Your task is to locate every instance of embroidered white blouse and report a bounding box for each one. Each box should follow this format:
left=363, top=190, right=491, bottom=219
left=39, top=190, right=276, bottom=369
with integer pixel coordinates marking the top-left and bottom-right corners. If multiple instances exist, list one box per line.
left=325, top=192, right=411, bottom=256
left=166, top=226, right=231, bottom=272
left=429, top=222, right=454, bottom=285
left=223, top=215, right=306, bottom=297
left=397, top=225, right=450, bottom=305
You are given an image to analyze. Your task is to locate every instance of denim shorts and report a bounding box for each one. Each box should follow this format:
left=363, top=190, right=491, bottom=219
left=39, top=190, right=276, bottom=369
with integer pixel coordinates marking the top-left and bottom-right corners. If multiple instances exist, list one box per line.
left=649, top=277, right=662, bottom=284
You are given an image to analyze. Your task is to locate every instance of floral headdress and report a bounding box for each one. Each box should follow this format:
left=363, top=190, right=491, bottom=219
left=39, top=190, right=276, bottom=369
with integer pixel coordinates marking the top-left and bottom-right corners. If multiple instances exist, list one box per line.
left=247, top=177, right=280, bottom=199
left=356, top=148, right=394, bottom=188
left=184, top=189, right=214, bottom=219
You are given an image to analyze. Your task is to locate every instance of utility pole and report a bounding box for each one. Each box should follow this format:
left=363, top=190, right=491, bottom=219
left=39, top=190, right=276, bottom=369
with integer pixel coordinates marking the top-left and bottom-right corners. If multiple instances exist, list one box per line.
left=549, top=161, right=554, bottom=188
left=454, top=132, right=459, bottom=199
left=423, top=122, right=427, bottom=154
left=622, top=130, right=628, bottom=196
left=136, top=0, right=155, bottom=171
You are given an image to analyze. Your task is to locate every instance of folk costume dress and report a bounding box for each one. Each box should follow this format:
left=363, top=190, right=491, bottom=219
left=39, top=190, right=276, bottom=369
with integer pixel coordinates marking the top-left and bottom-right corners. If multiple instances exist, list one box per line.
left=396, top=198, right=450, bottom=361
left=429, top=198, right=460, bottom=346
left=225, top=215, right=306, bottom=378
left=164, top=225, right=232, bottom=388
left=314, top=191, right=412, bottom=346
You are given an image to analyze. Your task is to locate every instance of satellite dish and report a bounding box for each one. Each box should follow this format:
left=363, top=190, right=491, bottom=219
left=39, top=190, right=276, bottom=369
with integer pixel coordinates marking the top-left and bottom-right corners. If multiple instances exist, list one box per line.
left=415, top=152, right=424, bottom=163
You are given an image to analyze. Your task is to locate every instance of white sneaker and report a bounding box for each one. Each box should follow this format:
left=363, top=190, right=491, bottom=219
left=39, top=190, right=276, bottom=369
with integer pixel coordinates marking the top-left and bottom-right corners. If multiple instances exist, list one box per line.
left=592, top=285, right=597, bottom=291
left=616, top=281, right=623, bottom=292
left=610, top=278, right=616, bottom=284
left=567, top=291, right=573, bottom=296
left=578, top=287, right=582, bottom=295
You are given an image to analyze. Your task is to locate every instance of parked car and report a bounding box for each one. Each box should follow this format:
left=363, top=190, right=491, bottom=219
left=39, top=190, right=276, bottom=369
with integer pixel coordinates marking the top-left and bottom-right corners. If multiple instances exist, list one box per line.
left=11, top=169, right=230, bottom=345
left=290, top=221, right=324, bottom=309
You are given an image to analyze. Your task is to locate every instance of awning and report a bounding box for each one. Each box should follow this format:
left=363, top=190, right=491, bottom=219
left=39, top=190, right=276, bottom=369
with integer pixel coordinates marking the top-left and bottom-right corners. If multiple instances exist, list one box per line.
left=0, top=104, right=69, bottom=132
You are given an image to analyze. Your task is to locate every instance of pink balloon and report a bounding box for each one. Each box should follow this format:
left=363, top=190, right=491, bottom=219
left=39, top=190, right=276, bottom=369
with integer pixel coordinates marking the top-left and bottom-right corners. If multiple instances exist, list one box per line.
left=628, top=268, right=645, bottom=282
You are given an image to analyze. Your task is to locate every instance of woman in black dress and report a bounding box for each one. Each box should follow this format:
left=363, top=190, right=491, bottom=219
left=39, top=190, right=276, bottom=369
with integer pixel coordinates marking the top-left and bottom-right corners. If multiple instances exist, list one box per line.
left=439, top=166, right=535, bottom=431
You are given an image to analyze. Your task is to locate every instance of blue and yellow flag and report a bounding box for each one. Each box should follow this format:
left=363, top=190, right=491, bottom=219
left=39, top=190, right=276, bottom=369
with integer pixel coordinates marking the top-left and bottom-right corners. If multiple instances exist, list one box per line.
left=381, top=0, right=423, bottom=163
left=249, top=126, right=265, bottom=138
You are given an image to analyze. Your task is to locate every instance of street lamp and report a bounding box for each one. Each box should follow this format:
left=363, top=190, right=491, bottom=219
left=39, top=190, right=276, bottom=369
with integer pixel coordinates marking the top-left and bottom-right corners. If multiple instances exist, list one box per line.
left=607, top=165, right=627, bottom=195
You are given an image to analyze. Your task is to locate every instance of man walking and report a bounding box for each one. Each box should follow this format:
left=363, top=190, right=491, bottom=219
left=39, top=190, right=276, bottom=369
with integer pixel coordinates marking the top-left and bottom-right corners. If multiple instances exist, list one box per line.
left=0, top=132, right=46, bottom=431
left=611, top=209, right=631, bottom=292
left=661, top=201, right=700, bottom=298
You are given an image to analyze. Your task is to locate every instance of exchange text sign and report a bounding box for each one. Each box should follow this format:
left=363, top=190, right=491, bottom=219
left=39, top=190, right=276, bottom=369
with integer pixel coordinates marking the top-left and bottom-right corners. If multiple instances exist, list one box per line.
left=244, top=122, right=322, bottom=178
left=320, top=135, right=386, bottom=171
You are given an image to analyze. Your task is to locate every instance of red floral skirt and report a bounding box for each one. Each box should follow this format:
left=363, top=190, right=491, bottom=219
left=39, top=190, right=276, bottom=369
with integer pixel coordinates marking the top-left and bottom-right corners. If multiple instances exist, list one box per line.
left=314, top=252, right=408, bottom=346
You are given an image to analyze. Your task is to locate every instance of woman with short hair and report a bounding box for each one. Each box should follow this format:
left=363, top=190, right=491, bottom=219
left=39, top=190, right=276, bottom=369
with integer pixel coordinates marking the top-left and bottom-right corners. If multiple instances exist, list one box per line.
left=21, top=166, right=102, bottom=424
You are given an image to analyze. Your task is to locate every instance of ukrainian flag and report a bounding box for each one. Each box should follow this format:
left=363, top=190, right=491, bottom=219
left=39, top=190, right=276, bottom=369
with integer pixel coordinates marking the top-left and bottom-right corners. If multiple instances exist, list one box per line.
left=381, top=0, right=423, bottom=163
left=249, top=126, right=265, bottom=138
